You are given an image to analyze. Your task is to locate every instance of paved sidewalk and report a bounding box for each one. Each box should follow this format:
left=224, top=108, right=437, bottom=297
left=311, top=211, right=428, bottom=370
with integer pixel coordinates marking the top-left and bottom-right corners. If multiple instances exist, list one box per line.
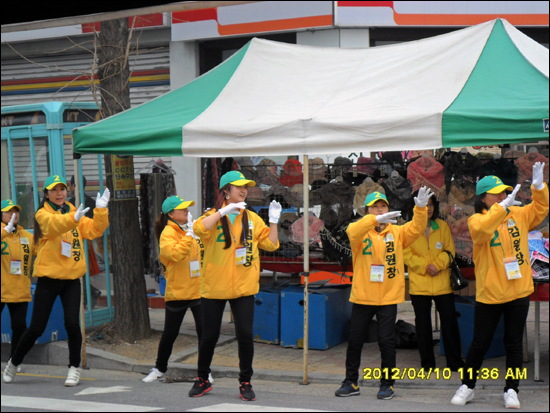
left=2, top=301, right=548, bottom=390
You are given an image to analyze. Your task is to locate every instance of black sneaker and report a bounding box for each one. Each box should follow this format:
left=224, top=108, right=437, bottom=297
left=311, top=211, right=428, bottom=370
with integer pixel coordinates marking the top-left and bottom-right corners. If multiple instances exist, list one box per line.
left=188, top=377, right=212, bottom=397
left=239, top=382, right=256, bottom=401
left=335, top=380, right=360, bottom=397
left=377, top=385, right=395, bottom=400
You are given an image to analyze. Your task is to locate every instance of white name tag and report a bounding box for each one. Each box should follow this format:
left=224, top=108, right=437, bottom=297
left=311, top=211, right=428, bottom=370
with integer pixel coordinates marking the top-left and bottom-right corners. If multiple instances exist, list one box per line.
left=507, top=218, right=517, bottom=228
left=19, top=238, right=29, bottom=245
left=61, top=240, right=72, bottom=257
left=189, top=260, right=201, bottom=278
left=503, top=257, right=522, bottom=280
left=235, top=247, right=247, bottom=265
left=436, top=242, right=443, bottom=250
left=370, top=264, right=385, bottom=283
left=10, top=260, right=22, bottom=275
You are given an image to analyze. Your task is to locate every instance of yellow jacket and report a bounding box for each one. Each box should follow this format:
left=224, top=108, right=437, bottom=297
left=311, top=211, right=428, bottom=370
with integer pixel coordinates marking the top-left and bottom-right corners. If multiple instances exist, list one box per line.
left=468, top=184, right=549, bottom=305
left=159, top=220, right=203, bottom=302
left=33, top=202, right=109, bottom=280
left=194, top=208, right=279, bottom=299
left=404, top=219, right=455, bottom=296
left=1, top=224, right=35, bottom=303
left=347, top=206, right=428, bottom=306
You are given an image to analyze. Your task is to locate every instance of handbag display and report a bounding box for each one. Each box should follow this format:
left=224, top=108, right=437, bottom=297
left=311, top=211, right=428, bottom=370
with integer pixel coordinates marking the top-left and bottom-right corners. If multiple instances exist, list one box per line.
left=444, top=250, right=469, bottom=291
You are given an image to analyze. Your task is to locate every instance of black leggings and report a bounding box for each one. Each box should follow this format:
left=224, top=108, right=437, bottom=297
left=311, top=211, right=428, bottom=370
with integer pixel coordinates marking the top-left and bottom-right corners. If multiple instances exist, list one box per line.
left=1, top=302, right=28, bottom=359
left=11, top=277, right=82, bottom=368
left=410, top=293, right=464, bottom=371
left=198, top=295, right=254, bottom=383
left=462, top=296, right=530, bottom=393
left=155, top=302, right=202, bottom=373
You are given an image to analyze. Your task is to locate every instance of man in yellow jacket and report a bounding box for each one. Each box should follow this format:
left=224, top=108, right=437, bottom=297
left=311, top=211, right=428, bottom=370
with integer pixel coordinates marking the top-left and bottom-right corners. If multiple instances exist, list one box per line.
left=190, top=171, right=281, bottom=401
left=3, top=175, right=109, bottom=388
left=404, top=194, right=463, bottom=373
left=335, top=187, right=431, bottom=400
left=451, top=162, right=549, bottom=409
left=1, top=199, right=35, bottom=367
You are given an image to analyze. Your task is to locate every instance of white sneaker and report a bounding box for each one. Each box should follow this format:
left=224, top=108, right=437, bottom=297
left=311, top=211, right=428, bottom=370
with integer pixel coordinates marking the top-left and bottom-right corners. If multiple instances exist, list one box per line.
left=208, top=373, right=214, bottom=384
left=65, top=367, right=81, bottom=387
left=451, top=384, right=474, bottom=405
left=504, top=389, right=520, bottom=409
left=16, top=365, right=22, bottom=373
left=142, top=368, right=166, bottom=383
left=2, top=359, right=18, bottom=383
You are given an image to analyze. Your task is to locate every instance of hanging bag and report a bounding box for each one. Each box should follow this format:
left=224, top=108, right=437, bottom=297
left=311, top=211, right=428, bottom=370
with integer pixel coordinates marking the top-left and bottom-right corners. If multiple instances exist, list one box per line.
left=444, top=250, right=469, bottom=291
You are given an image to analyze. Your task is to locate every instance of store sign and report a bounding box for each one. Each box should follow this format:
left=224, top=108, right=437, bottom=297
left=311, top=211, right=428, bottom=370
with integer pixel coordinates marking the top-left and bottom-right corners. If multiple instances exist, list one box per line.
left=112, top=155, right=137, bottom=200
left=544, top=118, right=549, bottom=133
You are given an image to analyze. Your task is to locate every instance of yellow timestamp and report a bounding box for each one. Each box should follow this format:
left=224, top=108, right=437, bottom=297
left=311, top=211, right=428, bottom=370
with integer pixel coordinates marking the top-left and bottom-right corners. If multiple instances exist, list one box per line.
left=363, top=367, right=453, bottom=380
left=458, top=367, right=527, bottom=381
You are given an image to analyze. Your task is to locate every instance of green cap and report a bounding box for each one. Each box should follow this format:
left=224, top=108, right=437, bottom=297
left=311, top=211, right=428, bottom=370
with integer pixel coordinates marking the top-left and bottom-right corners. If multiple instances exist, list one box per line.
left=365, top=191, right=389, bottom=207
left=43, top=175, right=68, bottom=190
left=476, top=176, right=513, bottom=196
left=1, top=199, right=21, bottom=212
left=219, top=171, right=256, bottom=189
left=162, top=195, right=195, bottom=214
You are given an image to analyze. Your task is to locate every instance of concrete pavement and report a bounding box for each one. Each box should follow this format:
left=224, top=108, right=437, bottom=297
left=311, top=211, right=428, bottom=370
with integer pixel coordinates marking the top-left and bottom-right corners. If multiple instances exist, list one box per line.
left=3, top=300, right=548, bottom=391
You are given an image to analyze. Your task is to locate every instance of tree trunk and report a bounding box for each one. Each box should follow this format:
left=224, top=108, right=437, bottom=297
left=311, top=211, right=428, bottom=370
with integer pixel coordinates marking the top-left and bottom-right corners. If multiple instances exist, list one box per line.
left=98, top=19, right=151, bottom=342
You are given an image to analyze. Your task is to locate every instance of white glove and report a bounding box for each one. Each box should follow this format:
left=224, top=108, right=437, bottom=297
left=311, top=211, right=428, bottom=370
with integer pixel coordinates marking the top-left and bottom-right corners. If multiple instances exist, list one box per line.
left=498, top=184, right=521, bottom=209
left=185, top=212, right=196, bottom=238
left=376, top=211, right=401, bottom=224
left=414, top=186, right=434, bottom=208
left=95, top=188, right=110, bottom=209
left=4, top=213, right=16, bottom=234
left=74, top=204, right=90, bottom=222
left=532, top=162, right=545, bottom=190
left=218, top=202, right=247, bottom=217
left=268, top=200, right=282, bottom=224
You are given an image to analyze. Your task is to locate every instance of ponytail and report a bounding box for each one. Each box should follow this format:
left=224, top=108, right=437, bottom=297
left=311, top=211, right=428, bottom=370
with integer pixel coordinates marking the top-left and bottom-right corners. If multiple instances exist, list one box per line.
left=33, top=191, right=48, bottom=246
left=215, top=184, right=249, bottom=250
left=154, top=213, right=170, bottom=241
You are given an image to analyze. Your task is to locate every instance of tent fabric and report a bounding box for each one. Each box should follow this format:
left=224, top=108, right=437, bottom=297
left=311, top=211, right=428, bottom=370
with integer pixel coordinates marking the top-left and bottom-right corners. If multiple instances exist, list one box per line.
left=73, top=19, right=549, bottom=157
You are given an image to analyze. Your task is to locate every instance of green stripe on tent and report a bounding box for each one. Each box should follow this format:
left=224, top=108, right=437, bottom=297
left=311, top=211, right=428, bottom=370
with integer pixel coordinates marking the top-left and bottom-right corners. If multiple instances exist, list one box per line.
left=442, top=19, right=549, bottom=148
left=73, top=42, right=251, bottom=156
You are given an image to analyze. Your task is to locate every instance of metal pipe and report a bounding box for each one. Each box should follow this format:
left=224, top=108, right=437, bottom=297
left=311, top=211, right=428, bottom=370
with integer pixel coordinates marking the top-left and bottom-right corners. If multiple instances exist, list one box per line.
left=302, top=154, right=310, bottom=385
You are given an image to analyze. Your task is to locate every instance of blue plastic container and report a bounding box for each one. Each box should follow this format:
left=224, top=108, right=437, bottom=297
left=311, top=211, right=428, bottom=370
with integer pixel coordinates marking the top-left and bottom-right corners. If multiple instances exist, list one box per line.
left=1, top=284, right=68, bottom=345
left=440, top=295, right=506, bottom=359
left=253, top=281, right=291, bottom=344
left=280, top=284, right=352, bottom=350
left=159, top=275, right=166, bottom=296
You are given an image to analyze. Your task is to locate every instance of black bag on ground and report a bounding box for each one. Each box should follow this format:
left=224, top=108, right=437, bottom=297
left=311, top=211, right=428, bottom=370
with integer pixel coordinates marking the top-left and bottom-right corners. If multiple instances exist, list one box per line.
left=444, top=250, right=469, bottom=291
left=394, top=320, right=418, bottom=349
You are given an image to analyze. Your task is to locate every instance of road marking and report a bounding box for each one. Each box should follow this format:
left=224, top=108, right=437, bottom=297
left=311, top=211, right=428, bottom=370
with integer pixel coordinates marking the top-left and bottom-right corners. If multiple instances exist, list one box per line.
left=187, top=403, right=330, bottom=412
left=1, top=396, right=163, bottom=412
left=75, top=386, right=133, bottom=396
left=2, top=372, right=96, bottom=381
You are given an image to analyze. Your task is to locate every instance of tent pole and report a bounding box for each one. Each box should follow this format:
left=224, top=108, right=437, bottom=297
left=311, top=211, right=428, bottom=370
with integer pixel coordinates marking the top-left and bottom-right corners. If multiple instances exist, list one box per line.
left=302, top=154, right=309, bottom=385
left=73, top=155, right=87, bottom=369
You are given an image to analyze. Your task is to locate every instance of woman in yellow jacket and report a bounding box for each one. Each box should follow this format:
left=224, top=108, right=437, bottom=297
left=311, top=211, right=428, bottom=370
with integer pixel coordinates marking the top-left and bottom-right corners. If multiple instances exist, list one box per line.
left=3, top=175, right=109, bottom=387
left=1, top=199, right=35, bottom=368
left=190, top=171, right=281, bottom=401
left=451, top=162, right=549, bottom=409
left=404, top=193, right=463, bottom=373
left=142, top=196, right=205, bottom=383
left=335, top=187, right=432, bottom=400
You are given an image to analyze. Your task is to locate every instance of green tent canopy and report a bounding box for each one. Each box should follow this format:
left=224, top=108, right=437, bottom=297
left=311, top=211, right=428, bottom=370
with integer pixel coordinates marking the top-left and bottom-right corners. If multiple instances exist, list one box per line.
left=73, top=19, right=549, bottom=157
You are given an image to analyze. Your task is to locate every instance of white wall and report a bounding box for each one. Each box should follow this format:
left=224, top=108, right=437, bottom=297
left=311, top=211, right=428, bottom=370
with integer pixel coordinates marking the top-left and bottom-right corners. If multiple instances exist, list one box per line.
left=169, top=40, right=203, bottom=216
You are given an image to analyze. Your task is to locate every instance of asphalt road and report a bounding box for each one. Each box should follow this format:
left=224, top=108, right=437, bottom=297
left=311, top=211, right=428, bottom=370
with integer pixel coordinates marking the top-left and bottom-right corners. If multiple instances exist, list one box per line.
left=1, top=364, right=548, bottom=412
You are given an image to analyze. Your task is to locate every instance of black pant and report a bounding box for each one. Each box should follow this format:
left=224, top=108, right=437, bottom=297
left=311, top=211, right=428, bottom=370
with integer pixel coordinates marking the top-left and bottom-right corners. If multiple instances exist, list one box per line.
left=155, top=302, right=202, bottom=373
left=345, top=303, right=397, bottom=386
left=410, top=293, right=464, bottom=371
left=1, top=302, right=28, bottom=359
left=462, top=296, right=530, bottom=393
left=11, top=277, right=82, bottom=368
left=198, top=295, right=254, bottom=383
